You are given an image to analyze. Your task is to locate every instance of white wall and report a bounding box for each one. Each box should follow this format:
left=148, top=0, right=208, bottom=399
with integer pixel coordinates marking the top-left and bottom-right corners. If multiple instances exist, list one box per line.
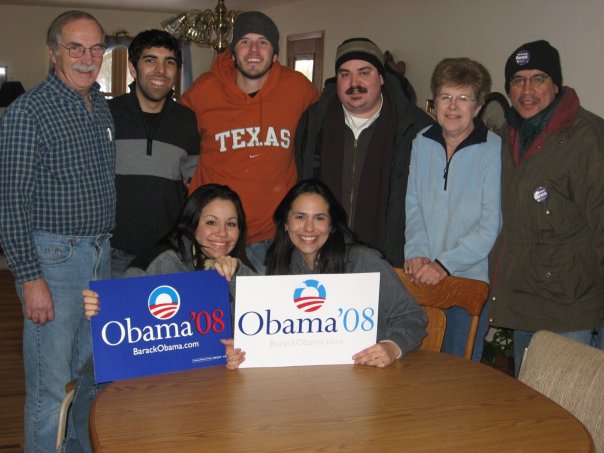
left=265, top=0, right=604, bottom=117
left=0, top=4, right=215, bottom=92
left=2, top=1, right=603, bottom=116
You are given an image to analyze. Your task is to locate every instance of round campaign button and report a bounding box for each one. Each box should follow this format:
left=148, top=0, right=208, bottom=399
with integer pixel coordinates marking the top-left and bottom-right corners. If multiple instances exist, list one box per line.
left=533, top=186, right=549, bottom=203
left=515, top=49, right=530, bottom=66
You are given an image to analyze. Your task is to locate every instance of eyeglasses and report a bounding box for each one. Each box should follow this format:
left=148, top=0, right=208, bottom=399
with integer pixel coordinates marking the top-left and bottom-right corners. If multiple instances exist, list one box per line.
left=60, top=44, right=106, bottom=58
left=436, top=94, right=476, bottom=106
left=510, top=74, right=549, bottom=87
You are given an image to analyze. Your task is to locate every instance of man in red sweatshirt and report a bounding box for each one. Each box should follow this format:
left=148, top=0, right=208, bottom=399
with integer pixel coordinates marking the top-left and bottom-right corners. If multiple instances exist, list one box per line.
left=182, top=11, right=319, bottom=271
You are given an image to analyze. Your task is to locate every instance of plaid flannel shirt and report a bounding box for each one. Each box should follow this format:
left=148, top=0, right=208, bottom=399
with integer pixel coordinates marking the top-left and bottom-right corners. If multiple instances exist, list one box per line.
left=0, top=73, right=115, bottom=283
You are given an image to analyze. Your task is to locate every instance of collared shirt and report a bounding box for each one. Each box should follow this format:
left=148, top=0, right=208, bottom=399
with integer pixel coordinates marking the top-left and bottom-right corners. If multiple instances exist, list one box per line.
left=0, top=73, right=116, bottom=283
left=342, top=93, right=383, bottom=139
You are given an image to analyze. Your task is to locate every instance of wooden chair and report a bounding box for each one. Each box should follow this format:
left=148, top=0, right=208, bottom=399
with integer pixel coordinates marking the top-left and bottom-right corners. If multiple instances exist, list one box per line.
left=55, top=381, right=75, bottom=451
left=519, top=331, right=603, bottom=452
left=395, top=268, right=489, bottom=359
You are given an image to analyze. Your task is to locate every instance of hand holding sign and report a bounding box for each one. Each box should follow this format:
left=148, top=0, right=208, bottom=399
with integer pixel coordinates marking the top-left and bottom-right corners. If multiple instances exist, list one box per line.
left=233, top=273, right=380, bottom=368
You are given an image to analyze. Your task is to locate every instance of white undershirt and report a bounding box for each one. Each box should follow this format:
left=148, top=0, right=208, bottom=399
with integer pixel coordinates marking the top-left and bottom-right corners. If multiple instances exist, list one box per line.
left=343, top=94, right=384, bottom=139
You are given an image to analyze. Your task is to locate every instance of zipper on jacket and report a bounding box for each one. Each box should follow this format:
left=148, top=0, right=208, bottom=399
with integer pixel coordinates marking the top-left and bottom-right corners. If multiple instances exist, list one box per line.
left=348, top=138, right=358, bottom=227
left=443, top=157, right=451, bottom=191
left=443, top=145, right=460, bottom=191
left=134, top=88, right=169, bottom=157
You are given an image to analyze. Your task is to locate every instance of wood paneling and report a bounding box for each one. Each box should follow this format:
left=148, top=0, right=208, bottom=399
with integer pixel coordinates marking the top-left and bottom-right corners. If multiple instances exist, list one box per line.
left=0, top=270, right=24, bottom=451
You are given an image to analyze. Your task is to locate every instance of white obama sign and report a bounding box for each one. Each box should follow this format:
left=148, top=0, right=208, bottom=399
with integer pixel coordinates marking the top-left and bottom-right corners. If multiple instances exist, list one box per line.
left=234, top=273, right=379, bottom=368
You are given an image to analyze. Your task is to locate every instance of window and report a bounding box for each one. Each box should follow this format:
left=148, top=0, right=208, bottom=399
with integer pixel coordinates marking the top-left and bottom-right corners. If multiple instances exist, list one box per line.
left=97, top=46, right=132, bottom=98
left=293, top=58, right=314, bottom=82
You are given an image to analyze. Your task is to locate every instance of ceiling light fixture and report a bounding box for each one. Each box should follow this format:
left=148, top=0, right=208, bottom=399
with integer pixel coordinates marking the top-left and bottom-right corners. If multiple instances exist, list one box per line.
left=161, top=0, right=240, bottom=53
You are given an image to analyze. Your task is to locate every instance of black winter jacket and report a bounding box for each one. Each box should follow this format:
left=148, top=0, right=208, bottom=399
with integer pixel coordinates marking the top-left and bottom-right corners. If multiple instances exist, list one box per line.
left=295, top=74, right=434, bottom=266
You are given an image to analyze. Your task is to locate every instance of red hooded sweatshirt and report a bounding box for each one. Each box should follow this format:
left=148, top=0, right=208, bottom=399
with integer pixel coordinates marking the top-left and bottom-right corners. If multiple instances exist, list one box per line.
left=182, top=51, right=319, bottom=243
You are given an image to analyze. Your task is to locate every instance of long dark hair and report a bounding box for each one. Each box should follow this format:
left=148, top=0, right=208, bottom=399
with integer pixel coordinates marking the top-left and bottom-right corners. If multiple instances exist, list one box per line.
left=168, top=184, right=254, bottom=270
left=265, top=179, right=358, bottom=275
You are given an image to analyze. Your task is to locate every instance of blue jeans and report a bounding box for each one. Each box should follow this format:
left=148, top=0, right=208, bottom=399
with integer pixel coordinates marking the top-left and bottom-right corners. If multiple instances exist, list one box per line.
left=110, top=247, right=136, bottom=278
left=246, top=239, right=272, bottom=274
left=441, top=298, right=491, bottom=362
left=19, top=231, right=110, bottom=453
left=514, top=328, right=603, bottom=377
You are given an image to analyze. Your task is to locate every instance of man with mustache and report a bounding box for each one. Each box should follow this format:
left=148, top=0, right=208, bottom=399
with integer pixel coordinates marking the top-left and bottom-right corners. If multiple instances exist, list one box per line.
left=295, top=38, right=433, bottom=267
left=489, top=40, right=604, bottom=375
left=0, top=11, right=114, bottom=452
left=182, top=11, right=319, bottom=272
left=108, top=30, right=200, bottom=277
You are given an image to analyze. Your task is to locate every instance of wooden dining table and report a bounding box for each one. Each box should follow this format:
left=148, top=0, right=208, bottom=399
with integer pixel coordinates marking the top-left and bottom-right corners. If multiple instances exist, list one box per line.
left=90, top=349, right=594, bottom=452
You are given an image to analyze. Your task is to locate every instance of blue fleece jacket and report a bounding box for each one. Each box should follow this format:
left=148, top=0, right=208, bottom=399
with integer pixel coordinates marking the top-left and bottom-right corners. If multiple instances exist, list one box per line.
left=404, top=121, right=501, bottom=282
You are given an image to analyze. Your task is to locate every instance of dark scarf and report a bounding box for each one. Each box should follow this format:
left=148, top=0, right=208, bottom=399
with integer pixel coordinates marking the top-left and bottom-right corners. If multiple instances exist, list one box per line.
left=506, top=92, right=562, bottom=156
left=319, top=91, right=395, bottom=252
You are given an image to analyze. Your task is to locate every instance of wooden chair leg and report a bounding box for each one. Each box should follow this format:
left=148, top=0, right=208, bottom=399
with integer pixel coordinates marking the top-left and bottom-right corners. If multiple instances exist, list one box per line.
left=464, top=316, right=480, bottom=359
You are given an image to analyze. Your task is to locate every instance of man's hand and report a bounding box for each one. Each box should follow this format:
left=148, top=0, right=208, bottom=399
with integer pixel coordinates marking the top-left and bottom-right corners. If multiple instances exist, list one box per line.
left=23, top=278, right=54, bottom=325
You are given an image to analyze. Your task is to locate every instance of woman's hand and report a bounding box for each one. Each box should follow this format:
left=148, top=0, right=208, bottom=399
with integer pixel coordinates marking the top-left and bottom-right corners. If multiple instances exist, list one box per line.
left=82, top=289, right=100, bottom=320
left=220, top=338, right=246, bottom=369
left=404, top=257, right=430, bottom=276
left=412, top=261, right=447, bottom=285
left=214, top=256, right=238, bottom=282
left=352, top=341, right=401, bottom=368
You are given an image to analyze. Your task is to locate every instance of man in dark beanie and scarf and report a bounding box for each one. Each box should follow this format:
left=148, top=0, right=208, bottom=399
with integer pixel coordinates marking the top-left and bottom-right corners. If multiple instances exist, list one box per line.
left=489, top=39, right=604, bottom=375
left=295, top=37, right=433, bottom=267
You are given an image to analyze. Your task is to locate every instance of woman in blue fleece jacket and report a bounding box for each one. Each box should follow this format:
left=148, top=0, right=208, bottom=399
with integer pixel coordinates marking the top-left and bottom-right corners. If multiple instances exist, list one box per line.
left=404, top=58, right=501, bottom=361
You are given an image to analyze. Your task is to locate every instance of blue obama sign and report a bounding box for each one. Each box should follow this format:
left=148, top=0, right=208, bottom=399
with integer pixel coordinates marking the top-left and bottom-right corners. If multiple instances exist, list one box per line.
left=89, top=270, right=231, bottom=383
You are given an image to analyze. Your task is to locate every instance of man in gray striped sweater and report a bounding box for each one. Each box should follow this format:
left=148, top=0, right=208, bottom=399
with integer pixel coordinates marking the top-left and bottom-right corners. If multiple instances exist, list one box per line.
left=109, top=29, right=200, bottom=277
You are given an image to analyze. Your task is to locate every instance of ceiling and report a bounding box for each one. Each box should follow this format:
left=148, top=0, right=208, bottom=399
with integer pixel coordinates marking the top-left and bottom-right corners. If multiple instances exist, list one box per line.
left=0, top=0, right=301, bottom=14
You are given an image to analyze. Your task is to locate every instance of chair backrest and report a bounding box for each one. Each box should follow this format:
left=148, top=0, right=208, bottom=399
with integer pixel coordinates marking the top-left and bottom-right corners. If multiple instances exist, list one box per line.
left=416, top=305, right=447, bottom=353
left=394, top=268, right=489, bottom=359
left=519, top=330, right=604, bottom=452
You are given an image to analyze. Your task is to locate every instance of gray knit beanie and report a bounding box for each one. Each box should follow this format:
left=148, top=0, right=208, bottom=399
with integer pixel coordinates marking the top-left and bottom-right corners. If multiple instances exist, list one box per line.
left=335, top=38, right=385, bottom=75
left=229, top=11, right=279, bottom=55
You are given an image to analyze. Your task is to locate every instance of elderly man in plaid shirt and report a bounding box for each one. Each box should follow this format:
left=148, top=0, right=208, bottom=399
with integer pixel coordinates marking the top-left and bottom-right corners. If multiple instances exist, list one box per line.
left=0, top=11, right=115, bottom=452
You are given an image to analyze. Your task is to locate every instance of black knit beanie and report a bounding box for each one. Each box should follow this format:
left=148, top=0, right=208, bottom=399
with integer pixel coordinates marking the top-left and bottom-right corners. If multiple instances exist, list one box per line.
left=504, top=40, right=562, bottom=93
left=229, top=11, right=279, bottom=56
left=335, top=38, right=385, bottom=76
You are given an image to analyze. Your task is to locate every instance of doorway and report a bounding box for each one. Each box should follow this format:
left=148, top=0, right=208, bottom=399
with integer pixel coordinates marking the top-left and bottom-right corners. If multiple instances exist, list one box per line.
left=286, top=31, right=324, bottom=92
